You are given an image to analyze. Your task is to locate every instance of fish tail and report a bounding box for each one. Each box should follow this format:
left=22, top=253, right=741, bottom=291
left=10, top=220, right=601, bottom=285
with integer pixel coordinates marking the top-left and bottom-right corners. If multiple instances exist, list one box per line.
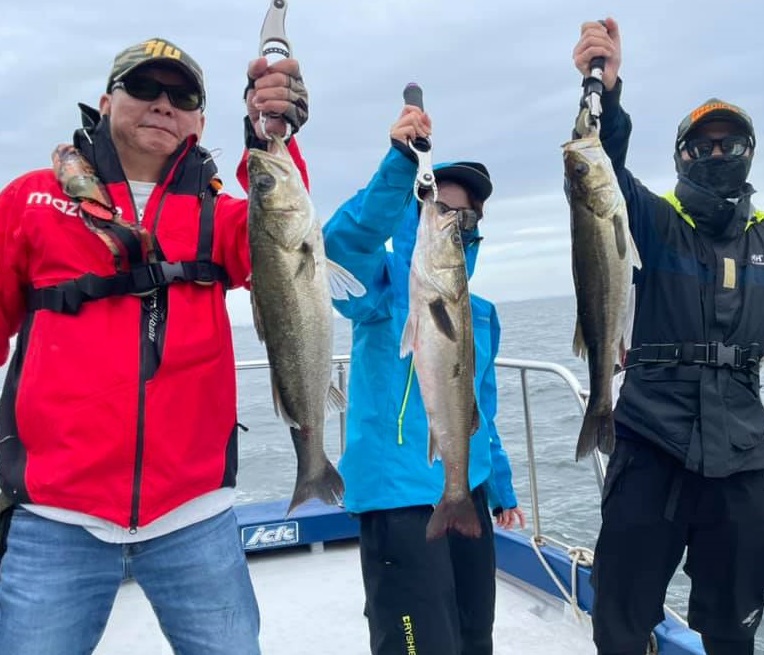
left=425, top=495, right=482, bottom=541
left=575, top=408, right=615, bottom=460
left=287, top=458, right=345, bottom=515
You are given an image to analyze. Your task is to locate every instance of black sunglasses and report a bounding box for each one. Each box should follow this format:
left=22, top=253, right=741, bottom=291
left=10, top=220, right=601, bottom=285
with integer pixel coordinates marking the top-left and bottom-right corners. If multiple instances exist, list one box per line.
left=111, top=76, right=204, bottom=112
left=681, top=134, right=752, bottom=160
left=434, top=201, right=481, bottom=231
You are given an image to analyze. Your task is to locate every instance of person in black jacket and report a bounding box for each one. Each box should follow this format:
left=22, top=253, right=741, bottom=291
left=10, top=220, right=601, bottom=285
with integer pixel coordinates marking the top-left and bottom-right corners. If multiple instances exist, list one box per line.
left=573, top=17, right=764, bottom=655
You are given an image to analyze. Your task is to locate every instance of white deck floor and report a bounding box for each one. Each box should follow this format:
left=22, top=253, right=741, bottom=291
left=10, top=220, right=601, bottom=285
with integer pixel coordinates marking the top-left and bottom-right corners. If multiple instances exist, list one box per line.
left=94, top=539, right=596, bottom=655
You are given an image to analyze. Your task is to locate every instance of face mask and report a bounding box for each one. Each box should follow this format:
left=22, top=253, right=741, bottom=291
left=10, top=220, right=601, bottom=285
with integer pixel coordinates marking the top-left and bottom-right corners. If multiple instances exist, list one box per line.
left=677, top=154, right=752, bottom=198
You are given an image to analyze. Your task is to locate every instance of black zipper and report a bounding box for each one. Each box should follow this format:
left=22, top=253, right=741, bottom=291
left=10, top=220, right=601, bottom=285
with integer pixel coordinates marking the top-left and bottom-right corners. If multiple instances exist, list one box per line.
left=128, top=191, right=169, bottom=532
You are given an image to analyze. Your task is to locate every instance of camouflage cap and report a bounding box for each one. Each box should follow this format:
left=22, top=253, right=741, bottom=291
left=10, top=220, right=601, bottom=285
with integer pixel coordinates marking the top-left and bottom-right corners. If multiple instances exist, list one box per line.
left=107, top=38, right=205, bottom=103
left=676, top=98, right=756, bottom=149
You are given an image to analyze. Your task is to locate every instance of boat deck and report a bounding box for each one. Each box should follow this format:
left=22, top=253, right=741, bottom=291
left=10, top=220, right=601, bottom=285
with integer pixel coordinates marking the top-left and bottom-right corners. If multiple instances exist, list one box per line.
left=95, top=537, right=597, bottom=655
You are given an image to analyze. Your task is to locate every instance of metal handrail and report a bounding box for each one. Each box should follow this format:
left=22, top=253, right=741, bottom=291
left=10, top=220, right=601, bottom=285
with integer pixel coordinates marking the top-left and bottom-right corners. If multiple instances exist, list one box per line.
left=234, top=356, right=693, bottom=629
left=235, top=355, right=607, bottom=542
left=494, top=357, right=607, bottom=538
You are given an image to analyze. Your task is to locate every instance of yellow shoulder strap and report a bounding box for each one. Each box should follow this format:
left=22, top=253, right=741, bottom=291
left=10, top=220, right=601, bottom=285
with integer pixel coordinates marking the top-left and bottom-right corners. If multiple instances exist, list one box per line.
left=661, top=191, right=695, bottom=228
left=663, top=191, right=764, bottom=231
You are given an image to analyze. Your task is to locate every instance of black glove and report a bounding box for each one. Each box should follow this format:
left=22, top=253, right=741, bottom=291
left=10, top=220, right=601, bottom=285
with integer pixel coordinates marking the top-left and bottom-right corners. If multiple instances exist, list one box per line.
left=243, top=69, right=309, bottom=135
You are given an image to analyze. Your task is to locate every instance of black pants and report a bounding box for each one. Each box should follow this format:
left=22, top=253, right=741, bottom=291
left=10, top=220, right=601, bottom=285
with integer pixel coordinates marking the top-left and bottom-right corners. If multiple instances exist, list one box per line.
left=359, top=485, right=495, bottom=655
left=591, top=439, right=764, bottom=655
left=448, top=485, right=496, bottom=655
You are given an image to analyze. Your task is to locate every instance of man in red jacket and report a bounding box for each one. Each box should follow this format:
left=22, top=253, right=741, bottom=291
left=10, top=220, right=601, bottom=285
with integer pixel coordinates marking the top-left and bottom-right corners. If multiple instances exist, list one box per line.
left=0, top=37, right=308, bottom=655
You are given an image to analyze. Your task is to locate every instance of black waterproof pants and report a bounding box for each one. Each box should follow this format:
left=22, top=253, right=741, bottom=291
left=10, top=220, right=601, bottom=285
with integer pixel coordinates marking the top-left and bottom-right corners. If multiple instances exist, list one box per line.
left=591, top=438, right=764, bottom=655
left=359, top=485, right=496, bottom=655
left=448, top=484, right=496, bottom=655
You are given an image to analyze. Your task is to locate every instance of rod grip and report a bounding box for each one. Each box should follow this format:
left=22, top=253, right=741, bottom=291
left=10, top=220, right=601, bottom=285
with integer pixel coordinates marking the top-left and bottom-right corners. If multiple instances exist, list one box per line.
left=403, top=83, right=424, bottom=110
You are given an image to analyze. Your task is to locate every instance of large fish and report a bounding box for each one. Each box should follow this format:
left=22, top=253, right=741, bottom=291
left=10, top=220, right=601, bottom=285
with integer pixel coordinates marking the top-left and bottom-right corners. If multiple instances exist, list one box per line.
left=247, top=136, right=365, bottom=513
left=563, top=110, right=642, bottom=460
left=400, top=197, right=481, bottom=540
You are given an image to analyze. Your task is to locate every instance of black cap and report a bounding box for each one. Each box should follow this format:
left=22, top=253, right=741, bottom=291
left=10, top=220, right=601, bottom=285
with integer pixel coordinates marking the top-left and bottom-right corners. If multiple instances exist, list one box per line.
left=676, top=98, right=755, bottom=149
left=433, top=162, right=493, bottom=203
left=107, top=38, right=205, bottom=105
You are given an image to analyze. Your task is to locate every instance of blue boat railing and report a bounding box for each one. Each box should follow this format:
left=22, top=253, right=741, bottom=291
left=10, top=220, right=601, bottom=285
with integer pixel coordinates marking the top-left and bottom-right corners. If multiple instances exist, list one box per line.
left=234, top=355, right=690, bottom=638
left=235, top=355, right=606, bottom=541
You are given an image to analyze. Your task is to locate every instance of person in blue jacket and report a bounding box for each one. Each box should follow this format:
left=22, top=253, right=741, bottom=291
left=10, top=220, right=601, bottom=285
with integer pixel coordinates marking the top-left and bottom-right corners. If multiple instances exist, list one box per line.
left=574, top=18, right=764, bottom=655
left=323, top=103, right=525, bottom=655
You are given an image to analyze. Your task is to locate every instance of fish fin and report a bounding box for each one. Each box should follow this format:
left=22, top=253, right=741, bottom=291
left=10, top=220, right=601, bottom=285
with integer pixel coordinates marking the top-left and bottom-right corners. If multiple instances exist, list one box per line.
left=575, top=408, right=615, bottom=461
left=400, top=313, right=418, bottom=358
left=573, top=320, right=588, bottom=360
left=426, top=495, right=482, bottom=541
left=613, top=214, right=628, bottom=259
left=628, top=228, right=643, bottom=270
left=618, top=335, right=628, bottom=368
left=251, top=290, right=267, bottom=343
left=326, top=382, right=346, bottom=415
left=429, top=298, right=457, bottom=342
left=470, top=401, right=480, bottom=436
left=287, top=452, right=345, bottom=515
left=270, top=370, right=300, bottom=429
left=326, top=259, right=367, bottom=300
left=428, top=429, right=442, bottom=465
left=295, top=243, right=317, bottom=281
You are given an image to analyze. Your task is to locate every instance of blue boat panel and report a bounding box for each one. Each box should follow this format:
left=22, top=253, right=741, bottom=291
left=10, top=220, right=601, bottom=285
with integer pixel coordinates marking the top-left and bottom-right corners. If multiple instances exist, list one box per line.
left=494, top=530, right=704, bottom=654
left=234, top=499, right=359, bottom=552
left=234, top=500, right=703, bottom=654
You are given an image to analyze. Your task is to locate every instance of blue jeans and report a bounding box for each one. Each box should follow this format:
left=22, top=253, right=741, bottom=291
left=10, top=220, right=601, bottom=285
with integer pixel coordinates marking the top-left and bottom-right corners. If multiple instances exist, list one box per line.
left=0, top=507, right=261, bottom=655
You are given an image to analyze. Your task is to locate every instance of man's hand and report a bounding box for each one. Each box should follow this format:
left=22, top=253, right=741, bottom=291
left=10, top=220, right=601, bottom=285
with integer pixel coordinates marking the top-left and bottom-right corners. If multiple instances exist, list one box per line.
left=572, top=17, right=622, bottom=92
left=245, top=57, right=308, bottom=139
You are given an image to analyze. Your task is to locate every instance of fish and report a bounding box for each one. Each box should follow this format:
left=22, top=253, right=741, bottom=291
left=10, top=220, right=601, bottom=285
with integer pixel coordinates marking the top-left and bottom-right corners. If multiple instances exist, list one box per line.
left=400, top=197, right=481, bottom=540
left=52, top=143, right=114, bottom=217
left=247, top=136, right=365, bottom=514
left=563, top=109, right=642, bottom=461
left=51, top=144, right=156, bottom=268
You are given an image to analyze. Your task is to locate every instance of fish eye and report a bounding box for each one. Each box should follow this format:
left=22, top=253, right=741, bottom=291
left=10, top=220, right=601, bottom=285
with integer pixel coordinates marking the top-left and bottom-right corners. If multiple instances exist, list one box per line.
left=255, top=173, right=276, bottom=193
left=574, top=162, right=589, bottom=177
left=451, top=231, right=462, bottom=245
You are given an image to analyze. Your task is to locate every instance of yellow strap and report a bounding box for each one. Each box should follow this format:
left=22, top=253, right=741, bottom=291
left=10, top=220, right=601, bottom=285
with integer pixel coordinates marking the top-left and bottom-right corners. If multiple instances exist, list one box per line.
left=397, top=357, right=416, bottom=445
left=662, top=191, right=695, bottom=227
left=662, top=191, right=764, bottom=231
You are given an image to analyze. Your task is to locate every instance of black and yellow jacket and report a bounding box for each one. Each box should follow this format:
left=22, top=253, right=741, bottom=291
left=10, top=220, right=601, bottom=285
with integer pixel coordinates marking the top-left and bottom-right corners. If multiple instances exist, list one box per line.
left=602, top=81, right=764, bottom=477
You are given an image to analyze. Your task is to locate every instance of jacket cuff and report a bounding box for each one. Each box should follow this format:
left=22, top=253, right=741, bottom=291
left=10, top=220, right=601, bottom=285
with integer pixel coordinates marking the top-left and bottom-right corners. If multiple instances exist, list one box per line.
left=391, top=138, right=418, bottom=164
left=379, top=145, right=418, bottom=189
left=602, top=77, right=623, bottom=112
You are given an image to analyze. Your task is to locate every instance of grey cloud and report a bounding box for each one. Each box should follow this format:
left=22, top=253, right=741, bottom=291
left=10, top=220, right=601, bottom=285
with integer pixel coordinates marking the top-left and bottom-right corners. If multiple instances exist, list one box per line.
left=1, top=0, right=763, bottom=312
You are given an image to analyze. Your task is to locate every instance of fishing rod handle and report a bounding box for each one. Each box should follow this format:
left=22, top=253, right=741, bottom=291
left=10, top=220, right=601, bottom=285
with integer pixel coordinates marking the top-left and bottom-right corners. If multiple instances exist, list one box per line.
left=403, top=83, right=424, bottom=111
left=403, top=83, right=430, bottom=152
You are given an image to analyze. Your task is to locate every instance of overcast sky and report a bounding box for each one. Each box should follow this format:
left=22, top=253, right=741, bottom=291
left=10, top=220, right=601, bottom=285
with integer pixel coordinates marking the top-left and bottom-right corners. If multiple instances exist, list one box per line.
left=1, top=0, right=762, bottom=326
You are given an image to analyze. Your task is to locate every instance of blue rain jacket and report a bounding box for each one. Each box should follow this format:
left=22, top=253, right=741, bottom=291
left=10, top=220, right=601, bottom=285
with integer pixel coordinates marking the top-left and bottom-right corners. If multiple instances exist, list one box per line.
left=323, top=146, right=518, bottom=513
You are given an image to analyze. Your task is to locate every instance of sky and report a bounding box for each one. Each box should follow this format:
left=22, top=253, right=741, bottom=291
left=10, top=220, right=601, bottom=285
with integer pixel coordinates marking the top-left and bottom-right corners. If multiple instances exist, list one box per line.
left=1, top=0, right=762, bottom=326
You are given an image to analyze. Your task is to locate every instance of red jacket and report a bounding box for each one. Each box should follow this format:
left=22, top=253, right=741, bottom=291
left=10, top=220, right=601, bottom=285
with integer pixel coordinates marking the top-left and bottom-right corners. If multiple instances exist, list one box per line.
left=0, top=117, right=308, bottom=527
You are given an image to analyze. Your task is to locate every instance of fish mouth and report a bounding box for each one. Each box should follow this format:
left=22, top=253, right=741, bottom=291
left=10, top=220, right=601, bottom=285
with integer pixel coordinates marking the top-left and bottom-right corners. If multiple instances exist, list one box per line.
left=248, top=149, right=294, bottom=179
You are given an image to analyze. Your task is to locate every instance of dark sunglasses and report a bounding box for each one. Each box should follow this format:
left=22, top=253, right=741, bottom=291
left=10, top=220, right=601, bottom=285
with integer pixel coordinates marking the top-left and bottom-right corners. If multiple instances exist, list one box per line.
left=681, top=134, right=752, bottom=160
left=111, top=76, right=204, bottom=112
left=460, top=230, right=483, bottom=248
left=435, top=201, right=481, bottom=231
